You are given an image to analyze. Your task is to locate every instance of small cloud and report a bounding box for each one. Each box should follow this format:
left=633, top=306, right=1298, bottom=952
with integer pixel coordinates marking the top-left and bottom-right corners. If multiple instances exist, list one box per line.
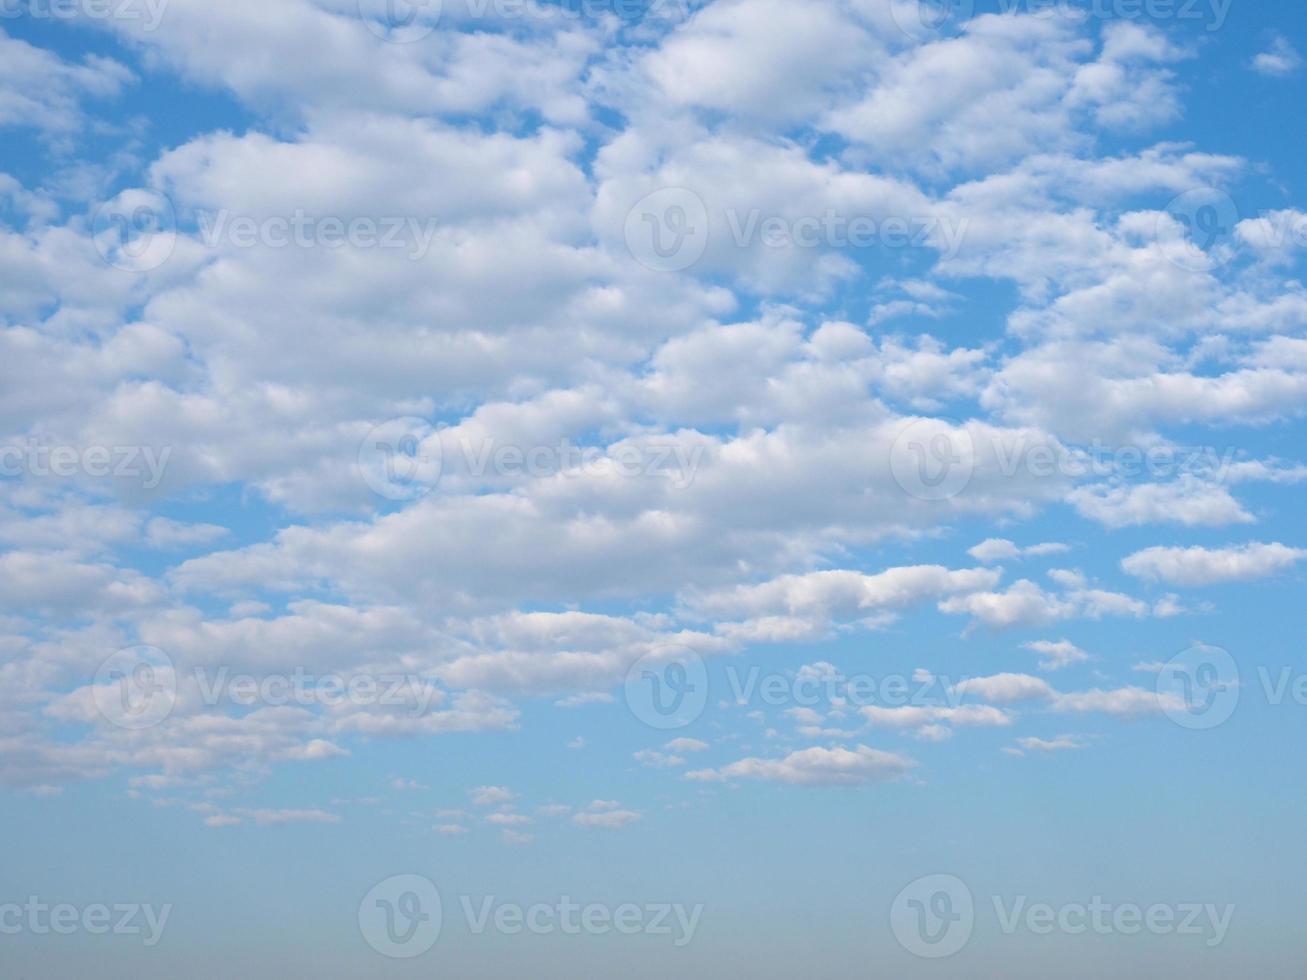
left=1024, top=639, right=1092, bottom=672
left=664, top=737, right=709, bottom=753
left=554, top=692, right=615, bottom=708
left=436, top=824, right=469, bottom=836
left=1009, top=735, right=1090, bottom=755
left=237, top=808, right=340, bottom=826
left=469, top=786, right=515, bottom=807
left=968, top=539, right=1069, bottom=564
left=573, top=803, right=642, bottom=829
left=1252, top=35, right=1302, bottom=77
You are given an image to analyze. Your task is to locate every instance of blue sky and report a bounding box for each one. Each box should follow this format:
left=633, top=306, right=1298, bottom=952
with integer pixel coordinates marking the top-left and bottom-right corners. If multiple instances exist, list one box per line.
left=2, top=0, right=1307, bottom=976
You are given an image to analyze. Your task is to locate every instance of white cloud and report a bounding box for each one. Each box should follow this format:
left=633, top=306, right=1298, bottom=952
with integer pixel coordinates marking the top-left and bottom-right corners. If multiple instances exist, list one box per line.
left=968, top=538, right=1070, bottom=563
left=469, top=785, right=515, bottom=807
left=1121, top=542, right=1307, bottom=586
left=686, top=744, right=915, bottom=786
left=1252, top=36, right=1302, bottom=78
left=1024, top=639, right=1092, bottom=671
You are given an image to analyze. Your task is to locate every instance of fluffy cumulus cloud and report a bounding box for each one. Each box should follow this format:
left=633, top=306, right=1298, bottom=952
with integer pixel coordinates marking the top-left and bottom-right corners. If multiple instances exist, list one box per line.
left=686, top=745, right=916, bottom=787
left=1121, top=542, right=1307, bottom=586
left=0, top=0, right=1304, bottom=830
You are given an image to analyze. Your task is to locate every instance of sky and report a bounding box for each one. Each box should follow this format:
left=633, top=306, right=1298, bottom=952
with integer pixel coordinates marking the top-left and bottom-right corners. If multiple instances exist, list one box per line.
left=1, top=0, right=1306, bottom=976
